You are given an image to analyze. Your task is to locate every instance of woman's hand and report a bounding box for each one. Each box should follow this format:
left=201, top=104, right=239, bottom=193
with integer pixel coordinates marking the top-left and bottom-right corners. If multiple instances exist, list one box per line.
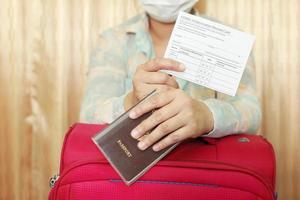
left=125, top=58, right=185, bottom=109
left=129, top=89, right=214, bottom=151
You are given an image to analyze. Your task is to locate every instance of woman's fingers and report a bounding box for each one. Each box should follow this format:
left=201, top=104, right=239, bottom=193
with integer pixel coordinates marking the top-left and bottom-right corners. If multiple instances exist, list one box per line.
left=132, top=58, right=184, bottom=103
left=141, top=71, right=179, bottom=88
left=129, top=90, right=175, bottom=119
left=141, top=58, right=185, bottom=72
left=152, top=126, right=190, bottom=152
left=167, top=76, right=179, bottom=88
left=137, top=114, right=185, bottom=151
left=134, top=83, right=175, bottom=101
left=131, top=100, right=179, bottom=139
left=129, top=88, right=213, bottom=152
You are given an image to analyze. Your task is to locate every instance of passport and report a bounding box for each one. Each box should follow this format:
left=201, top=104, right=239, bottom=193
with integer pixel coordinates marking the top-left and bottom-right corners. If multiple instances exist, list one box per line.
left=92, top=90, right=179, bottom=185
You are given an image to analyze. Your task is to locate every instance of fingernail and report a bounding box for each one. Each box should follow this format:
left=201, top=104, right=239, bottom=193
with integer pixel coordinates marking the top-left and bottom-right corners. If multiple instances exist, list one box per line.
left=138, top=142, right=146, bottom=150
left=179, top=63, right=186, bottom=71
left=131, top=129, right=139, bottom=138
left=152, top=145, right=160, bottom=152
left=129, top=110, right=137, bottom=119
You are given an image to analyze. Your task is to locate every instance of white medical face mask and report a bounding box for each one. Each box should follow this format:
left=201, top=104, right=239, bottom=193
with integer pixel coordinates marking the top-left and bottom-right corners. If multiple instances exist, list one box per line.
left=140, top=0, right=199, bottom=23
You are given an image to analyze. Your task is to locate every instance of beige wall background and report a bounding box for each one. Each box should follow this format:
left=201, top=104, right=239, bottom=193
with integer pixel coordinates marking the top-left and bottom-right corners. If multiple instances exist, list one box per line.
left=0, top=0, right=299, bottom=199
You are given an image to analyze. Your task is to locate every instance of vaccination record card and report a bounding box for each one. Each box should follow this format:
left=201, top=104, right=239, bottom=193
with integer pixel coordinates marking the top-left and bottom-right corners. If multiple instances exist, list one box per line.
left=163, top=12, right=255, bottom=96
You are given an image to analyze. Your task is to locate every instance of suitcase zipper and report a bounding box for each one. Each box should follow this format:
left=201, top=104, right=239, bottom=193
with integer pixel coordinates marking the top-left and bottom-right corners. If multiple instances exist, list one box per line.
left=51, top=159, right=275, bottom=200
left=49, top=174, right=60, bottom=188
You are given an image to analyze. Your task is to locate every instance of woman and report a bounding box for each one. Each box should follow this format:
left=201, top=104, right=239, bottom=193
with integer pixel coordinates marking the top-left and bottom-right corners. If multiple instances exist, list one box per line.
left=80, top=0, right=261, bottom=152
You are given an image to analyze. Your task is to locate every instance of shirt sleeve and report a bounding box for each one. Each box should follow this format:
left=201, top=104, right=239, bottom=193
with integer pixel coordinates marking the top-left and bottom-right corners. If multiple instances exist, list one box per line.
left=201, top=55, right=262, bottom=138
left=79, top=31, right=128, bottom=124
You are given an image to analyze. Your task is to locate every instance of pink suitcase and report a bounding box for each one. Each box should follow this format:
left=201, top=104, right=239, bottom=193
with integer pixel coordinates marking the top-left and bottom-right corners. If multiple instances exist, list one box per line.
left=48, top=123, right=276, bottom=200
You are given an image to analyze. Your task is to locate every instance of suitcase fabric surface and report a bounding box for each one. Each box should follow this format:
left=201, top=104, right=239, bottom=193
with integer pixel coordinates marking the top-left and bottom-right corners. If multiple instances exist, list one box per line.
left=48, top=123, right=276, bottom=200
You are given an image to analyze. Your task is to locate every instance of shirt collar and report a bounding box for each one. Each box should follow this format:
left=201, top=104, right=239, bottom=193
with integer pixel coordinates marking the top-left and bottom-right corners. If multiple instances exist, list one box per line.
left=124, top=12, right=154, bottom=58
left=125, top=12, right=149, bottom=35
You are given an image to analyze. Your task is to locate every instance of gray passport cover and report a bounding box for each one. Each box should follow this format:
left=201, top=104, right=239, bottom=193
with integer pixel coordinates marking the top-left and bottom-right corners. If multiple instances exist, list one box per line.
left=92, top=91, right=178, bottom=185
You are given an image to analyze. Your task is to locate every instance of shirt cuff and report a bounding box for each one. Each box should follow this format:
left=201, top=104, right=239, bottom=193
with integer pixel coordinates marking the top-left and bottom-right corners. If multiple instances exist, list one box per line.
left=201, top=98, right=232, bottom=138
